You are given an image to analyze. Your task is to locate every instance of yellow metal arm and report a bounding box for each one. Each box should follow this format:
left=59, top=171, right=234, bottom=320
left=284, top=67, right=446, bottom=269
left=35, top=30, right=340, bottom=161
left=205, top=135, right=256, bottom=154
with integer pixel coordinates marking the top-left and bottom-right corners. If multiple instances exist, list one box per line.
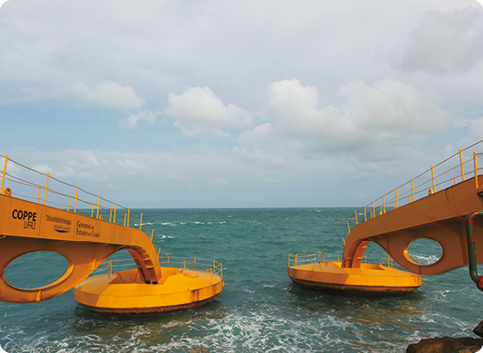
left=0, top=193, right=162, bottom=303
left=342, top=176, right=483, bottom=276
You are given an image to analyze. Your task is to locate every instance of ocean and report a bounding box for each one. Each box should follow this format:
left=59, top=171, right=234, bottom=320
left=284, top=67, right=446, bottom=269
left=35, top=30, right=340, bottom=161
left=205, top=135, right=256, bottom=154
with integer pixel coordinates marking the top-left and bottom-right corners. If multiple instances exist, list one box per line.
left=0, top=208, right=481, bottom=352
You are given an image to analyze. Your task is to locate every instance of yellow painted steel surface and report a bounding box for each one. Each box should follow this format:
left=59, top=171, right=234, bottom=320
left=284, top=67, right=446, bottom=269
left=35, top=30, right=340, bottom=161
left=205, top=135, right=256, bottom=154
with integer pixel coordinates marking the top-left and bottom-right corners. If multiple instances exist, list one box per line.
left=0, top=193, right=161, bottom=303
left=343, top=176, right=483, bottom=275
left=0, top=155, right=224, bottom=314
left=74, top=268, right=224, bottom=316
left=288, top=146, right=483, bottom=294
left=287, top=261, right=421, bottom=296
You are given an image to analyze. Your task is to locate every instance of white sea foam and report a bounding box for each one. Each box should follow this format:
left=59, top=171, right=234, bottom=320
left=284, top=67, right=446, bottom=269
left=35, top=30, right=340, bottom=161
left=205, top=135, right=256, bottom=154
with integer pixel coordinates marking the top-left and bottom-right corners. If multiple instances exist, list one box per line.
left=161, top=222, right=177, bottom=226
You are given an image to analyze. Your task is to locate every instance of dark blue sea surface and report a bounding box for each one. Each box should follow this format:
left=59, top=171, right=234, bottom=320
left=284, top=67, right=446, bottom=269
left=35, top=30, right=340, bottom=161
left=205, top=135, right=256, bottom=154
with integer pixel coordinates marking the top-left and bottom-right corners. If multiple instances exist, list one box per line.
left=0, top=208, right=481, bottom=352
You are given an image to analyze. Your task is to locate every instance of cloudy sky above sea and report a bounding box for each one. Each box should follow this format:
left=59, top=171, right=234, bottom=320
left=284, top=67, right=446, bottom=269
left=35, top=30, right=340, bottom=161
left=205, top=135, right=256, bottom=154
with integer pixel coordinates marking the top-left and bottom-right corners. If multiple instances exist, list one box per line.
left=1, top=0, right=483, bottom=208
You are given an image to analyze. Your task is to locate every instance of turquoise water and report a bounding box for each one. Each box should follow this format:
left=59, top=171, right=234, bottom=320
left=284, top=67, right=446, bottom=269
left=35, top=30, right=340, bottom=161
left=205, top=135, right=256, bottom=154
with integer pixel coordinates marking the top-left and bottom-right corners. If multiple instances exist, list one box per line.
left=0, top=208, right=481, bottom=352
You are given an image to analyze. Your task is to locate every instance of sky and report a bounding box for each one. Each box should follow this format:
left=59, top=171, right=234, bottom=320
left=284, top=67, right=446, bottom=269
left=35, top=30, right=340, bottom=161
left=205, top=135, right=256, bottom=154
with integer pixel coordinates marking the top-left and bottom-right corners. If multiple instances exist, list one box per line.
left=1, top=0, right=483, bottom=208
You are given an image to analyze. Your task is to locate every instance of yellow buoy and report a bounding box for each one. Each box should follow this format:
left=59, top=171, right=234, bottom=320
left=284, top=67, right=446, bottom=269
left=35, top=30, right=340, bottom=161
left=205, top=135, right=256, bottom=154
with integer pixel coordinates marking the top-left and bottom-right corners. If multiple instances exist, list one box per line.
left=75, top=267, right=224, bottom=317
left=287, top=261, right=421, bottom=297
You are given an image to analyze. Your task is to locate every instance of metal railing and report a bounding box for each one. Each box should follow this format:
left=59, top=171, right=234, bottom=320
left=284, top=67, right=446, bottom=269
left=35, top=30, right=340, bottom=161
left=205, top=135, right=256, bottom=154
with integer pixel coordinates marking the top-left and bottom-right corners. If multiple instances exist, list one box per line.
left=288, top=251, right=395, bottom=268
left=0, top=154, right=161, bottom=253
left=94, top=256, right=223, bottom=280
left=159, top=256, right=223, bottom=279
left=346, top=140, right=483, bottom=235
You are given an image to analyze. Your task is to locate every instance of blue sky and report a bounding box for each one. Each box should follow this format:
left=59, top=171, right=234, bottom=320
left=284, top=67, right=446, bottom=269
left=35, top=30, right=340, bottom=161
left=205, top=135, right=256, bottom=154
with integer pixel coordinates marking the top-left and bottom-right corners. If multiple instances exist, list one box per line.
left=1, top=0, right=483, bottom=208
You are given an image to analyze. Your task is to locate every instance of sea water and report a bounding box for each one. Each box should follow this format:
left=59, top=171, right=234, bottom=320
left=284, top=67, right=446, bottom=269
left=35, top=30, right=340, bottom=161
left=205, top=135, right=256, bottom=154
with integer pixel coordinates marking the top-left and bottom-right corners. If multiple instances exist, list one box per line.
left=0, top=208, right=481, bottom=352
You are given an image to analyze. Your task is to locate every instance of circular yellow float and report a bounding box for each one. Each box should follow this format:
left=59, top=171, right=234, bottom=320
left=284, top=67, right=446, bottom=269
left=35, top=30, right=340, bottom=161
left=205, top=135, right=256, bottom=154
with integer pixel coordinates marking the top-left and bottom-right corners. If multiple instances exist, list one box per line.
left=74, top=267, right=224, bottom=317
left=287, top=261, right=421, bottom=297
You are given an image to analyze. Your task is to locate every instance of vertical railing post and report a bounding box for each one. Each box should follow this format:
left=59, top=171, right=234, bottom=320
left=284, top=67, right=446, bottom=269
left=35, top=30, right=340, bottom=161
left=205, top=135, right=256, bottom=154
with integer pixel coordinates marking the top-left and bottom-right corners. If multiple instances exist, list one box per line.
left=139, top=213, right=143, bottom=230
left=372, top=201, right=375, bottom=219
left=113, top=202, right=117, bottom=223
left=150, top=229, right=154, bottom=240
left=431, top=166, right=436, bottom=193
left=395, top=187, right=398, bottom=208
left=411, top=178, right=415, bottom=202
left=0, top=154, right=7, bottom=194
left=364, top=205, right=367, bottom=222
left=347, top=221, right=351, bottom=233
left=460, top=149, right=466, bottom=181
left=36, top=186, right=41, bottom=203
left=43, top=173, right=49, bottom=205
left=91, top=203, right=95, bottom=217
left=475, top=152, right=479, bottom=190
left=383, top=194, right=386, bottom=214
left=109, top=208, right=112, bottom=222
left=127, top=208, right=130, bottom=227
left=67, top=196, right=71, bottom=211
left=74, top=186, right=78, bottom=213
left=354, top=210, right=358, bottom=224
left=96, top=195, right=100, bottom=219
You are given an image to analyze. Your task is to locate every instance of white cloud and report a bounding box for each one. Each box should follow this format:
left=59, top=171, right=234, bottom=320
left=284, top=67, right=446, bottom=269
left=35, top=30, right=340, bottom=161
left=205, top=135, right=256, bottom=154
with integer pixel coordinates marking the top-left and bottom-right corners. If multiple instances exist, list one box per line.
left=264, top=178, right=281, bottom=183
left=233, top=123, right=290, bottom=168
left=72, top=81, right=144, bottom=111
left=397, top=7, right=483, bottom=74
left=125, top=110, right=157, bottom=128
left=237, top=123, right=274, bottom=150
left=266, top=78, right=452, bottom=160
left=166, top=87, right=253, bottom=137
left=454, top=116, right=483, bottom=148
left=207, top=178, right=228, bottom=186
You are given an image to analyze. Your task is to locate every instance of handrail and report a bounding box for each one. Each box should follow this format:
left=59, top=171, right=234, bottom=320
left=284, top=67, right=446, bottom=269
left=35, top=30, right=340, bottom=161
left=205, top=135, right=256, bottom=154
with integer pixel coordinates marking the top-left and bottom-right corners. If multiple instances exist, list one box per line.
left=159, top=256, right=223, bottom=279
left=0, top=154, right=161, bottom=253
left=345, top=140, right=483, bottom=235
left=288, top=252, right=394, bottom=268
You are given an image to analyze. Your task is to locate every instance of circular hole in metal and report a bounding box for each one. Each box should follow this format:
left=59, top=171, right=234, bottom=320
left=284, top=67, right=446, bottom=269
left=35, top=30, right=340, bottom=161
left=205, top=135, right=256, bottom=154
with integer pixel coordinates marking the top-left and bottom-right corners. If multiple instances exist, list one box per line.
left=407, top=238, right=443, bottom=265
left=5, top=251, right=69, bottom=289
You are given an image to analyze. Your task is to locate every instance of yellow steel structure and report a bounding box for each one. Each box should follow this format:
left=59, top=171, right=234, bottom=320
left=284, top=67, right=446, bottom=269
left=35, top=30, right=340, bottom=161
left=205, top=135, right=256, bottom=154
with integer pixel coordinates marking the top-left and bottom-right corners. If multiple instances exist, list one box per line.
left=288, top=142, right=483, bottom=296
left=0, top=191, right=162, bottom=303
left=287, top=262, right=421, bottom=297
left=75, top=267, right=224, bottom=316
left=0, top=155, right=223, bottom=315
left=343, top=175, right=483, bottom=276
